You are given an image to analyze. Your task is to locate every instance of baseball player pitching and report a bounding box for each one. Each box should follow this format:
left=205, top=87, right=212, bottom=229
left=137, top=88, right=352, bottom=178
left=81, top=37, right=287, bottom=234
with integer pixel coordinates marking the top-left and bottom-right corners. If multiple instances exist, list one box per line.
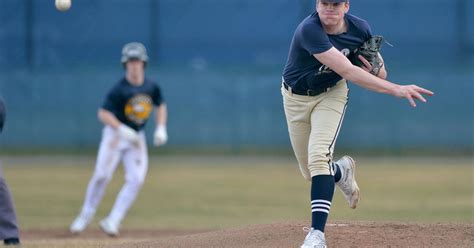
left=281, top=1, right=434, bottom=247
left=0, top=97, right=21, bottom=246
left=70, top=42, right=168, bottom=236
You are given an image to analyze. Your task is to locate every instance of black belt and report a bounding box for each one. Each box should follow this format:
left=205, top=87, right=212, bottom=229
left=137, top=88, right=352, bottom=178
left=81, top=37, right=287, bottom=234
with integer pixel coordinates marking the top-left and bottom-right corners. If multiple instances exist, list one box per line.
left=283, top=81, right=331, bottom=96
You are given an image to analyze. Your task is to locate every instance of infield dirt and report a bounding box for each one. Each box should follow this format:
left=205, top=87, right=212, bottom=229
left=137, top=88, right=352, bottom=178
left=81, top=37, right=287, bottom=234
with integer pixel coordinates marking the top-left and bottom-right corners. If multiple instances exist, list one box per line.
left=21, top=221, right=473, bottom=247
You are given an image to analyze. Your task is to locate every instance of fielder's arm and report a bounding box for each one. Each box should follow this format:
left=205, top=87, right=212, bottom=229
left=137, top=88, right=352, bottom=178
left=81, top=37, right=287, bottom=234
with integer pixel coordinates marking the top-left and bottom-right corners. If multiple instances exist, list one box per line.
left=98, top=108, right=139, bottom=142
left=98, top=108, right=121, bottom=129
left=153, top=103, right=168, bottom=146
left=314, top=48, right=434, bottom=107
left=155, top=103, right=167, bottom=126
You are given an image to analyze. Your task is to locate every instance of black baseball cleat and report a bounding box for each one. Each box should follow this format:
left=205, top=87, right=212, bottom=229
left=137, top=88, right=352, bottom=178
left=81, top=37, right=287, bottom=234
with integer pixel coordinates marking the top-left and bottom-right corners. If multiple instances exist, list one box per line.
left=3, top=238, right=20, bottom=246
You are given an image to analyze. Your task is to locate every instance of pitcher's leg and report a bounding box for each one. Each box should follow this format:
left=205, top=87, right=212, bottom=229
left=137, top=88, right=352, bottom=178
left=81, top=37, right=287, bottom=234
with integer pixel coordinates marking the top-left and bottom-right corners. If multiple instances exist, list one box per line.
left=287, top=120, right=312, bottom=181
left=282, top=88, right=313, bottom=181
left=307, top=82, right=348, bottom=233
left=307, top=85, right=348, bottom=177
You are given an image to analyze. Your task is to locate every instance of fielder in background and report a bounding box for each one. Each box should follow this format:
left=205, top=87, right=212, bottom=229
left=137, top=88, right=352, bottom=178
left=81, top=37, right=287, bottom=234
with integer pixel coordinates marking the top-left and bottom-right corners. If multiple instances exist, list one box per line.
left=0, top=97, right=21, bottom=246
left=70, top=42, right=168, bottom=236
left=281, top=0, right=434, bottom=247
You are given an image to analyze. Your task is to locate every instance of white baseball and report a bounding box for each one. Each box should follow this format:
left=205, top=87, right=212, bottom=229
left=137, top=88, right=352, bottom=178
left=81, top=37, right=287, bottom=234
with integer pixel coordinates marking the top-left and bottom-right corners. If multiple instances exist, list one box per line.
left=55, top=0, right=71, bottom=12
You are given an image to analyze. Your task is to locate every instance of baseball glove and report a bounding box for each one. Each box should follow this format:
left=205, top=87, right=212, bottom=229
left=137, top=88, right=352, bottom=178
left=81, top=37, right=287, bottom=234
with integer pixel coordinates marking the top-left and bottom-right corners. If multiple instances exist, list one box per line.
left=353, top=35, right=385, bottom=75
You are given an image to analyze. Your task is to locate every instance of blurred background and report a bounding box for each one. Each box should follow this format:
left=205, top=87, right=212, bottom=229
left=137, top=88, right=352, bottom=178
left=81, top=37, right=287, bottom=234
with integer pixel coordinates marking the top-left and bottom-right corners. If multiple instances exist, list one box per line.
left=0, top=0, right=472, bottom=154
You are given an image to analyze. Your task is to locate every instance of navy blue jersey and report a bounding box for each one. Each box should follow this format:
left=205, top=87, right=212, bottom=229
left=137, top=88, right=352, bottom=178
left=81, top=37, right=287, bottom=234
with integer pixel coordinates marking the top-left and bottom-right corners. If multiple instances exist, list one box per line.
left=283, top=12, right=372, bottom=92
left=102, top=77, right=164, bottom=131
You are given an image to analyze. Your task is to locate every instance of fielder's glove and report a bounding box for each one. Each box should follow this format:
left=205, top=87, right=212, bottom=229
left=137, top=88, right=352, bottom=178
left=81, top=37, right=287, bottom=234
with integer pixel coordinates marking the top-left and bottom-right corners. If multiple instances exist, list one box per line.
left=153, top=124, right=168, bottom=146
left=353, top=35, right=386, bottom=76
left=117, top=124, right=140, bottom=144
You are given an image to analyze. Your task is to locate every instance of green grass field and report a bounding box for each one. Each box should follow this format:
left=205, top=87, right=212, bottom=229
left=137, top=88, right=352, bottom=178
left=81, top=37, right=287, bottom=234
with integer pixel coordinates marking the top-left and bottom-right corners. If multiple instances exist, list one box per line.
left=2, top=155, right=473, bottom=230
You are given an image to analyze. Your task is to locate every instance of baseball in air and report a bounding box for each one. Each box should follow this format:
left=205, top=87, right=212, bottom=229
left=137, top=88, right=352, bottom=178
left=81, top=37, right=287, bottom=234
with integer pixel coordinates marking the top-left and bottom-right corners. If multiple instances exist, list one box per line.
left=55, top=0, right=71, bottom=12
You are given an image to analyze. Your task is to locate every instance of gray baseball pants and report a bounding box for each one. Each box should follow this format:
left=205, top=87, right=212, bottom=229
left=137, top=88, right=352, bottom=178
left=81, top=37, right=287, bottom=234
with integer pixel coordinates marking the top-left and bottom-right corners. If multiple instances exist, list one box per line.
left=0, top=166, right=19, bottom=240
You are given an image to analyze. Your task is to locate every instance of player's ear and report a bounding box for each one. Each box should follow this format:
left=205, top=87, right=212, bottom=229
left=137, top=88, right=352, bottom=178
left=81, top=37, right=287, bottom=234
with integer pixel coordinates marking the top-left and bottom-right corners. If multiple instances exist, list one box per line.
left=344, top=1, right=350, bottom=13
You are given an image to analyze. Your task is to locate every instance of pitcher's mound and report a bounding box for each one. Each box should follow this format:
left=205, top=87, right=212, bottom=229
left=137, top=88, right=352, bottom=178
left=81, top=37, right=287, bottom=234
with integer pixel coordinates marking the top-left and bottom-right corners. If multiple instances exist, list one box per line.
left=111, top=221, right=473, bottom=248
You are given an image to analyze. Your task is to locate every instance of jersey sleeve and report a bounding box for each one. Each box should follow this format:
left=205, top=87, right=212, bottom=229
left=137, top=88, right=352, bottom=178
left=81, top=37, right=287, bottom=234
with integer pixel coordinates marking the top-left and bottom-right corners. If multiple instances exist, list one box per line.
left=153, top=85, right=164, bottom=106
left=101, top=87, right=120, bottom=112
left=299, top=22, right=333, bottom=55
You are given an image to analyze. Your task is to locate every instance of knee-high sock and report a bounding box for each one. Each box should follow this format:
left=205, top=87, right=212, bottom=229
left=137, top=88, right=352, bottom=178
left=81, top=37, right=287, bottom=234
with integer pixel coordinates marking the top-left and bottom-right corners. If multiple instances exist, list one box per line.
left=311, top=175, right=335, bottom=232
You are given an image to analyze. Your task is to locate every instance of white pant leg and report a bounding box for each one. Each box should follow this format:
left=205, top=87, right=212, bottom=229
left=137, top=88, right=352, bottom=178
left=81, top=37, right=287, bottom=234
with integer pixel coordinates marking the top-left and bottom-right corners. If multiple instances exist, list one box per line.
left=282, top=87, right=314, bottom=181
left=307, top=82, right=348, bottom=177
left=107, top=131, right=148, bottom=224
left=282, top=80, right=348, bottom=181
left=80, top=127, right=122, bottom=217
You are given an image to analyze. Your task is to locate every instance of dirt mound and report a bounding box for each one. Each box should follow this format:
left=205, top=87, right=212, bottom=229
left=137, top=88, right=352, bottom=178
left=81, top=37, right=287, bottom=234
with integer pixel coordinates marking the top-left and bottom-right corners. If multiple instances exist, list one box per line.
left=111, top=221, right=473, bottom=248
